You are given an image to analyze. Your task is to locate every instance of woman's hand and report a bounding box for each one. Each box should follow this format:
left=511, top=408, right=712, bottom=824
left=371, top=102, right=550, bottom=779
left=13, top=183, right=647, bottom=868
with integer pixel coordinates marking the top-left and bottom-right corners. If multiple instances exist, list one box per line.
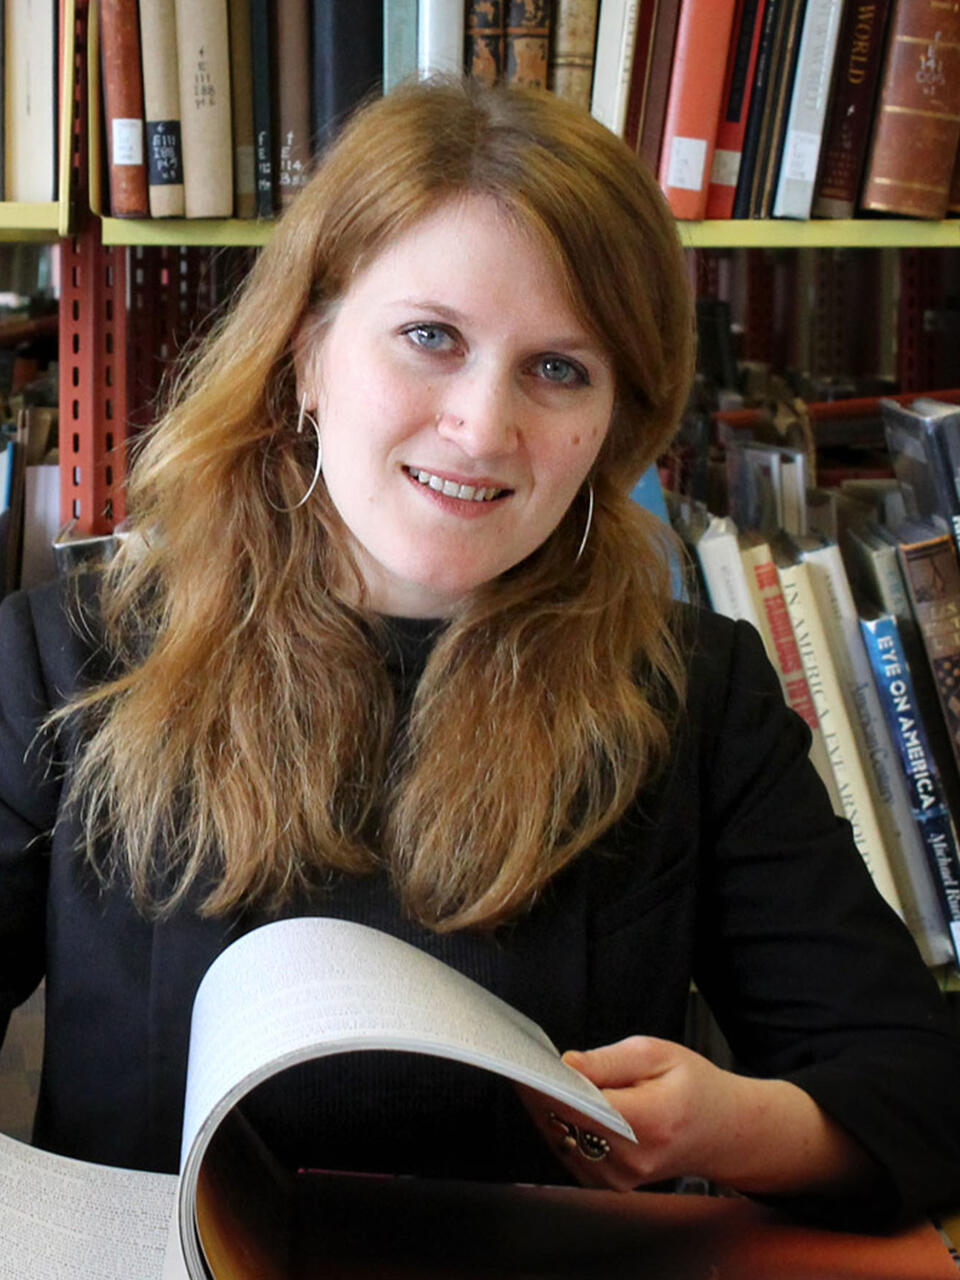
left=520, top=1035, right=878, bottom=1198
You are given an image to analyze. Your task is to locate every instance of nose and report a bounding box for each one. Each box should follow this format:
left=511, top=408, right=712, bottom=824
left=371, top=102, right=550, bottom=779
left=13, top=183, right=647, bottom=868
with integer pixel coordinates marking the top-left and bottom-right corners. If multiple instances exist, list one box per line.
left=435, top=369, right=519, bottom=457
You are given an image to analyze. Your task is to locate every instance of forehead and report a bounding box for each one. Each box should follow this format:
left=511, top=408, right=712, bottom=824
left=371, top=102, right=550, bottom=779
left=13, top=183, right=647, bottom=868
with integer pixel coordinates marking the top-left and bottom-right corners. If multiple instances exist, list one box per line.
left=338, top=195, right=588, bottom=330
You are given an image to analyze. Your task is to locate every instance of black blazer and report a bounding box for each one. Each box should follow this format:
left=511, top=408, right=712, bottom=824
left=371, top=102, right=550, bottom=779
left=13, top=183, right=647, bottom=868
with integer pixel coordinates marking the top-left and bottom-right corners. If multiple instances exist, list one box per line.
left=1, top=577, right=959, bottom=1226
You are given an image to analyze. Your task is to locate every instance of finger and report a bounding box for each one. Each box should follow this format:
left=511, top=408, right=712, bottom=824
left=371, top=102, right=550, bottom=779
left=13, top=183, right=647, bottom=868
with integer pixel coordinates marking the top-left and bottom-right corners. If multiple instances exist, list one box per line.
left=562, top=1036, right=677, bottom=1089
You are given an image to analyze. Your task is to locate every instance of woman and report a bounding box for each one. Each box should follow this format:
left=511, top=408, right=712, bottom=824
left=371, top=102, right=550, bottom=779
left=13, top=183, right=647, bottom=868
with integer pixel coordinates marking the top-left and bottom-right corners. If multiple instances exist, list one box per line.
left=1, top=77, right=958, bottom=1227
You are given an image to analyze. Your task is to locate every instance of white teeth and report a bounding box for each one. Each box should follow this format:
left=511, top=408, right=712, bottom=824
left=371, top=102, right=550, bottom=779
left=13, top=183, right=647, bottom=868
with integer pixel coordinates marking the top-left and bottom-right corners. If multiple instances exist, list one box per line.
left=407, top=467, right=503, bottom=501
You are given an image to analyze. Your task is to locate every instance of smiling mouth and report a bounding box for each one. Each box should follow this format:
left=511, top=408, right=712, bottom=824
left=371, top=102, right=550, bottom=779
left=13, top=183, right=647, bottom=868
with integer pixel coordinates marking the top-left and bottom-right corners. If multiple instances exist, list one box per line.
left=403, top=466, right=512, bottom=502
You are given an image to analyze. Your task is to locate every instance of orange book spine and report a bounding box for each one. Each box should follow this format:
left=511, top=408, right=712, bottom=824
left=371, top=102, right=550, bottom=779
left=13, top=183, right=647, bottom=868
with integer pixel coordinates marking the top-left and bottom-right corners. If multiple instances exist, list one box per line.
left=704, top=0, right=768, bottom=219
left=100, top=0, right=150, bottom=217
left=657, top=0, right=738, bottom=219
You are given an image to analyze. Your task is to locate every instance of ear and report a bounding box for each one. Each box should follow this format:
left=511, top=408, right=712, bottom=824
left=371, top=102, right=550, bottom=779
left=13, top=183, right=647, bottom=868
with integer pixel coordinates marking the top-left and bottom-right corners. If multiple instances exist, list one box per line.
left=291, top=311, right=328, bottom=411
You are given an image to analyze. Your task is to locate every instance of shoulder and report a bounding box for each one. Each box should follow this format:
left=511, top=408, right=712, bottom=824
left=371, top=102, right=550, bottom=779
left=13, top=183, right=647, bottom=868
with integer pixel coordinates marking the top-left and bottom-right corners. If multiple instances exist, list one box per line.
left=672, top=602, right=781, bottom=714
left=0, top=572, right=108, bottom=711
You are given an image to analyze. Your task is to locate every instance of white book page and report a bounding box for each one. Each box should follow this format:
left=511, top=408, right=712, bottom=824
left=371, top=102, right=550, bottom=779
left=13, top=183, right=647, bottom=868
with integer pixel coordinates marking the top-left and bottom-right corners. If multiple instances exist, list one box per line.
left=0, top=1132, right=177, bottom=1280
left=181, top=918, right=636, bottom=1174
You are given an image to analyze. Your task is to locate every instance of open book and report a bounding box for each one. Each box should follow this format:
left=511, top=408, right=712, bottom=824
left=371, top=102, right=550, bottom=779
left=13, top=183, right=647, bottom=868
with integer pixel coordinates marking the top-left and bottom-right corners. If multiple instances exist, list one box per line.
left=0, top=917, right=635, bottom=1279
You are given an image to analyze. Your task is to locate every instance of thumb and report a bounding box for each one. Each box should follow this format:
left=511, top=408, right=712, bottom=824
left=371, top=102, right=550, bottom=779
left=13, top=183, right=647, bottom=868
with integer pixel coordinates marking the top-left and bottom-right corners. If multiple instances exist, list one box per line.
left=562, top=1036, right=675, bottom=1089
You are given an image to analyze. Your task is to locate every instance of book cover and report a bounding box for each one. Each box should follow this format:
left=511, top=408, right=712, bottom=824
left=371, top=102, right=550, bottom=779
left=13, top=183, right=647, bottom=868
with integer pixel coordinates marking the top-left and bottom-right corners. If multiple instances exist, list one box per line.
left=861, top=609, right=960, bottom=968
left=861, top=1, right=960, bottom=219
left=812, top=0, right=893, bottom=219
left=312, top=1, right=383, bottom=148
left=467, top=0, right=505, bottom=86
left=704, top=0, right=768, bottom=219
left=226, top=0, right=256, bottom=218
left=771, top=0, right=845, bottom=219
left=174, top=0, right=234, bottom=217
left=657, top=0, right=739, bottom=219
left=505, top=0, right=552, bottom=87
left=138, top=0, right=185, bottom=217
left=100, top=0, right=150, bottom=217
left=776, top=543, right=905, bottom=912
left=897, top=521, right=960, bottom=779
left=418, top=0, right=465, bottom=75
left=4, top=0, right=57, bottom=202
left=275, top=0, right=310, bottom=207
left=383, top=0, right=419, bottom=91
left=591, top=0, right=640, bottom=135
left=694, top=514, right=763, bottom=626
left=551, top=0, right=600, bottom=108
left=250, top=0, right=274, bottom=217
left=882, top=397, right=960, bottom=555
left=637, top=0, right=682, bottom=169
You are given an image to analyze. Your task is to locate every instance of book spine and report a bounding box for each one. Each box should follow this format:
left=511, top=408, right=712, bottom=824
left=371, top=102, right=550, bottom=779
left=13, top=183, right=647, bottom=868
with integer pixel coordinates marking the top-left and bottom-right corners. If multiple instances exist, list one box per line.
left=275, top=0, right=310, bottom=208
left=551, top=0, right=600, bottom=108
left=418, top=0, right=465, bottom=74
left=137, top=0, right=185, bottom=217
left=505, top=0, right=552, bottom=87
left=898, top=533, right=960, bottom=776
left=227, top=0, right=256, bottom=219
left=704, top=0, right=768, bottom=219
left=622, top=0, right=660, bottom=149
left=861, top=1, right=960, bottom=219
left=466, top=0, right=505, bottom=87
left=741, top=543, right=843, bottom=814
left=637, top=0, right=683, bottom=168
left=174, top=0, right=234, bottom=217
left=861, top=613, right=960, bottom=967
left=591, top=0, right=640, bottom=135
left=805, top=543, right=917, bottom=916
left=778, top=558, right=905, bottom=913
left=812, top=0, right=893, bottom=219
left=750, top=0, right=807, bottom=218
left=771, top=0, right=845, bottom=219
left=383, top=0, right=419, bottom=91
left=312, top=1, right=384, bottom=148
left=100, top=0, right=150, bottom=217
left=696, top=521, right=763, bottom=628
left=250, top=0, right=274, bottom=217
left=731, top=0, right=781, bottom=216
left=658, top=0, right=739, bottom=219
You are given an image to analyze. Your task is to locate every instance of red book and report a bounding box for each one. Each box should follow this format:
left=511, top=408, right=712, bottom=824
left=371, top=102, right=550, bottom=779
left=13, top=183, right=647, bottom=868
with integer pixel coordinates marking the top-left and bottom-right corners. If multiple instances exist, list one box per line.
left=657, top=0, right=739, bottom=219
left=704, top=0, right=768, bottom=219
left=100, top=0, right=149, bottom=216
left=637, top=0, right=683, bottom=171
left=623, top=1, right=660, bottom=151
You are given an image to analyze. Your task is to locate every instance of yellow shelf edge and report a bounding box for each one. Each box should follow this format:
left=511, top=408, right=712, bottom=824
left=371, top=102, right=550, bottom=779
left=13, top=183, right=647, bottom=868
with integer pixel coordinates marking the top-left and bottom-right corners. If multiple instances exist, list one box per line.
left=99, top=216, right=275, bottom=246
left=679, top=219, right=960, bottom=249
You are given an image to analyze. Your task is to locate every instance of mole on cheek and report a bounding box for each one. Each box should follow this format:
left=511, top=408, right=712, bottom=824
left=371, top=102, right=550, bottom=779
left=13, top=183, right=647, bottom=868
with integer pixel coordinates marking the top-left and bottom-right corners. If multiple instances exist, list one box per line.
left=571, top=434, right=581, bottom=447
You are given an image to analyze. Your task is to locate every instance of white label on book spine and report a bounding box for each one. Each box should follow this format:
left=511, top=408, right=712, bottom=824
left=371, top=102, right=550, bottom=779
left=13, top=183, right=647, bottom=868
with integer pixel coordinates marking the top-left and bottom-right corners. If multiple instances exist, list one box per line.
left=236, top=144, right=255, bottom=196
left=112, top=118, right=144, bottom=166
left=710, top=148, right=741, bottom=187
left=782, top=130, right=820, bottom=183
left=666, top=137, right=707, bottom=192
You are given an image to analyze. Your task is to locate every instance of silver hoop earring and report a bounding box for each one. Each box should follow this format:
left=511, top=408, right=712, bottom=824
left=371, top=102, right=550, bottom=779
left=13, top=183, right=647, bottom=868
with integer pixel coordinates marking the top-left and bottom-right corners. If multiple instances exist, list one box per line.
left=263, top=393, right=323, bottom=513
left=574, top=481, right=594, bottom=563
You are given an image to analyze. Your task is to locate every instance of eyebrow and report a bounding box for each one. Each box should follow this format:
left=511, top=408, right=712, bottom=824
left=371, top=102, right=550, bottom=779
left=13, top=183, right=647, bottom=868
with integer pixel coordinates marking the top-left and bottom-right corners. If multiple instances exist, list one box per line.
left=392, top=298, right=607, bottom=357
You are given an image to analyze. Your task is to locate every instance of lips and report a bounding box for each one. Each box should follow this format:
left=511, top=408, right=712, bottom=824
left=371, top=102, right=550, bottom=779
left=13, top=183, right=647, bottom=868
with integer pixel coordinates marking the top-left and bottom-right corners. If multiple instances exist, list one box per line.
left=403, top=465, right=512, bottom=502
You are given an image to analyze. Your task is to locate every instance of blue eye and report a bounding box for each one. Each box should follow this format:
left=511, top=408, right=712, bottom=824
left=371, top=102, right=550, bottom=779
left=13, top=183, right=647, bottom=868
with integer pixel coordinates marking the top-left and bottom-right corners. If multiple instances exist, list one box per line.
left=404, top=324, right=456, bottom=352
left=537, top=355, right=588, bottom=386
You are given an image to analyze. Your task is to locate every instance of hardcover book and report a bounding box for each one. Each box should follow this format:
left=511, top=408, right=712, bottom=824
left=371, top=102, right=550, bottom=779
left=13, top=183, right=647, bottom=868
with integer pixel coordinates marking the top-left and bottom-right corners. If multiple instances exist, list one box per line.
left=812, top=0, right=893, bottom=219
left=226, top=0, right=255, bottom=218
left=637, top=0, right=682, bottom=169
left=418, top=0, right=465, bottom=75
left=250, top=0, right=275, bottom=217
left=505, top=0, right=552, bottom=87
left=466, top=0, right=505, bottom=86
left=551, top=0, right=600, bottom=108
left=138, top=0, right=185, bottom=217
left=705, top=0, right=769, bottom=219
left=274, top=0, right=310, bottom=207
left=657, top=0, right=739, bottom=219
left=173, top=0, right=234, bottom=217
left=100, top=0, right=150, bottom=216
left=591, top=0, right=640, bottom=136
left=383, top=0, right=419, bottom=91
left=311, top=0, right=384, bottom=147
left=861, top=0, right=960, bottom=219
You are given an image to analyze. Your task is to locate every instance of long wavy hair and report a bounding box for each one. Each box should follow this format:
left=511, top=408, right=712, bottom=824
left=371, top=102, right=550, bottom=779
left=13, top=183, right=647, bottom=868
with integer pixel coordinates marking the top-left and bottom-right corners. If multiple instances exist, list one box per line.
left=58, top=77, right=696, bottom=931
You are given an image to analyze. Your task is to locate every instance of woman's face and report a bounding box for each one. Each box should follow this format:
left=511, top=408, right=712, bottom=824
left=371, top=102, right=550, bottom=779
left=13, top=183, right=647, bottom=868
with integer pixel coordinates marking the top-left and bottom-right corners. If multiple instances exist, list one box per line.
left=300, top=195, right=616, bottom=617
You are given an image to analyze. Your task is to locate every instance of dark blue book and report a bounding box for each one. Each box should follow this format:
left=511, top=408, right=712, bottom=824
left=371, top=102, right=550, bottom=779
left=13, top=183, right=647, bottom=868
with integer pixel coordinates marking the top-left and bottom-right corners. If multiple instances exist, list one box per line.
left=250, top=0, right=275, bottom=218
left=861, top=608, right=960, bottom=969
